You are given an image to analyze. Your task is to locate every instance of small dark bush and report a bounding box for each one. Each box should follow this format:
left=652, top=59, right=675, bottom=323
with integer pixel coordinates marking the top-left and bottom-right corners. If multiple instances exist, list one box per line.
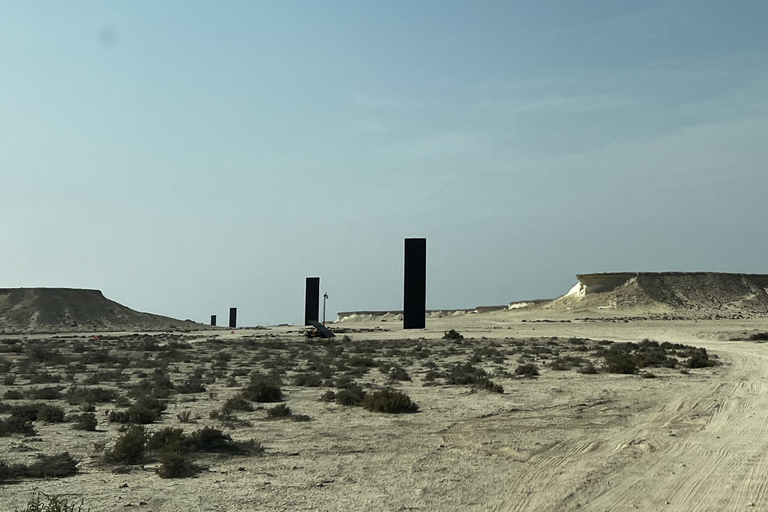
left=320, top=390, right=336, bottom=402
left=71, top=413, right=98, bottom=431
left=242, top=378, right=283, bottom=403
left=266, top=404, right=292, bottom=418
left=13, top=492, right=85, bottom=512
left=0, top=416, right=36, bottom=436
left=514, top=363, right=540, bottom=377
left=293, top=373, right=323, bottom=387
left=747, top=332, right=768, bottom=341
left=335, top=385, right=366, bottom=406
left=3, top=374, right=15, bottom=385
left=106, top=425, right=147, bottom=464
left=25, top=386, right=64, bottom=399
left=549, top=356, right=586, bottom=371
left=176, top=377, right=206, bottom=394
left=604, top=347, right=638, bottom=374
left=10, top=404, right=43, bottom=422
left=176, top=410, right=194, bottom=423
left=362, top=388, right=419, bottom=413
left=156, top=451, right=196, bottom=478
left=687, top=348, right=716, bottom=369
left=108, top=397, right=166, bottom=424
left=388, top=366, right=411, bottom=381
left=223, top=394, right=254, bottom=412
left=146, top=427, right=186, bottom=452
left=65, top=386, right=118, bottom=405
left=22, top=452, right=79, bottom=478
left=37, top=404, right=66, bottom=423
left=578, top=363, right=599, bottom=375
left=442, top=329, right=464, bottom=341
left=292, top=414, right=311, bottom=422
left=4, top=390, right=23, bottom=400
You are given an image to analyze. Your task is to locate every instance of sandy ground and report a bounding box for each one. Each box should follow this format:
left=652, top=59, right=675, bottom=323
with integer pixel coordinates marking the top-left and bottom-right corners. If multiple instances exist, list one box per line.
left=1, top=310, right=768, bottom=511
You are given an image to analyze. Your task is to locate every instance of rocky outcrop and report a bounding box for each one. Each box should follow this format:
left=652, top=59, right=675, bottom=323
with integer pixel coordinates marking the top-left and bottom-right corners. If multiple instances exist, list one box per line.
left=0, top=288, right=202, bottom=333
left=555, top=272, right=768, bottom=317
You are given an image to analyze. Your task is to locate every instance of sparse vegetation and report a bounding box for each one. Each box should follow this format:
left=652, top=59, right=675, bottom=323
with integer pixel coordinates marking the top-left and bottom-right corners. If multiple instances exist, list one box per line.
left=514, top=363, right=540, bottom=378
left=362, top=388, right=419, bottom=413
left=13, top=492, right=86, bottom=512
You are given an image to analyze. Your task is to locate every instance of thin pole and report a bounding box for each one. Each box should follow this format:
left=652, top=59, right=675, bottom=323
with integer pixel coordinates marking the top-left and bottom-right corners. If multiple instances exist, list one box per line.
left=322, top=293, right=328, bottom=325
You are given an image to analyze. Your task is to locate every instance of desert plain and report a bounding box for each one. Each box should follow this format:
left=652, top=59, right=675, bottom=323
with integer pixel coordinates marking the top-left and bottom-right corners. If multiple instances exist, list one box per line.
left=1, top=304, right=768, bottom=512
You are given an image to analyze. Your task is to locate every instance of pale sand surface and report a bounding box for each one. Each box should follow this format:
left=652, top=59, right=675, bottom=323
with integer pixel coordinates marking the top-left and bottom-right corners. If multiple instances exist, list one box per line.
left=1, top=311, right=768, bottom=511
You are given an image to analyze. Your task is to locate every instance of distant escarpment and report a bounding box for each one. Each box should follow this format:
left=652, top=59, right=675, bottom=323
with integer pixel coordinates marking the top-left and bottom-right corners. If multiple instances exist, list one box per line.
left=550, top=272, right=768, bottom=318
left=0, top=288, right=202, bottom=333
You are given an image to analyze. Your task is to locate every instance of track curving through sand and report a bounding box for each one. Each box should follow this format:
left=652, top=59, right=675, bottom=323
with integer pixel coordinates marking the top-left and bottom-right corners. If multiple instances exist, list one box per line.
left=435, top=340, right=768, bottom=511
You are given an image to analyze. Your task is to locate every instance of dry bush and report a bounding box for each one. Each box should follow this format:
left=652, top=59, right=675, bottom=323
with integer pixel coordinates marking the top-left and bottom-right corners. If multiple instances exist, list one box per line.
left=362, top=389, right=419, bottom=414
left=266, top=404, right=292, bottom=418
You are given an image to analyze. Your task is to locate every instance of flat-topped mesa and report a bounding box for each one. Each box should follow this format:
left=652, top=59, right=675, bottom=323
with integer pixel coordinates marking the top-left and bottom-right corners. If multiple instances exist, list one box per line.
left=0, top=287, right=201, bottom=333
left=569, top=272, right=768, bottom=296
left=556, top=272, right=768, bottom=317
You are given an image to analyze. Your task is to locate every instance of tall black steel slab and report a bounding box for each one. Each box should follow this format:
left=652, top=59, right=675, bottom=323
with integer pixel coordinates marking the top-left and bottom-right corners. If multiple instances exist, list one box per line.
left=229, top=308, right=237, bottom=328
left=210, top=315, right=217, bottom=326
left=305, top=277, right=320, bottom=326
left=403, top=238, right=426, bottom=329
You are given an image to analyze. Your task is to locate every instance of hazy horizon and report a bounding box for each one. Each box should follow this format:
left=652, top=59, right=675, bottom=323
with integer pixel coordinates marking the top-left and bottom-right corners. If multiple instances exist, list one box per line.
left=2, top=2, right=767, bottom=325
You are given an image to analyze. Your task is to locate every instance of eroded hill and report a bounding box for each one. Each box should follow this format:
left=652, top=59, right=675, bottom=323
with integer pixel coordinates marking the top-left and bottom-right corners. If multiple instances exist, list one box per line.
left=0, top=288, right=201, bottom=333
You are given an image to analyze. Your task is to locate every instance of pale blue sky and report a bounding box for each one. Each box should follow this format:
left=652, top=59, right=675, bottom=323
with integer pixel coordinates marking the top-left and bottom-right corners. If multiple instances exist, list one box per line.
left=2, top=2, right=767, bottom=325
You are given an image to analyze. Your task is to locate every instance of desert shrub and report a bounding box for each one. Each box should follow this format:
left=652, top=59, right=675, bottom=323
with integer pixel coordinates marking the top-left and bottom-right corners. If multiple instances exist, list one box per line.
left=10, top=404, right=44, bottom=421
left=70, top=413, right=98, bottom=431
left=176, top=376, right=206, bottom=394
left=446, top=362, right=488, bottom=385
left=388, top=366, right=411, bottom=381
left=266, top=404, right=292, bottom=418
left=0, top=357, right=12, bottom=372
left=188, top=426, right=256, bottom=454
left=0, top=454, right=79, bottom=485
left=687, top=348, right=716, bottom=369
left=22, top=452, right=79, bottom=478
left=423, top=370, right=439, bottom=382
left=548, top=356, right=587, bottom=371
left=64, top=386, right=117, bottom=405
left=106, top=425, right=147, bottom=464
left=223, top=394, right=254, bottom=412
left=293, top=373, right=323, bottom=387
left=0, top=416, right=36, bottom=436
left=3, top=374, right=16, bottom=385
left=320, top=390, right=336, bottom=402
left=242, top=377, right=283, bottom=403
left=335, top=385, right=366, bottom=406
left=146, top=427, right=186, bottom=452
left=747, top=332, right=768, bottom=341
left=442, top=329, right=464, bottom=341
left=108, top=397, right=166, bottom=424
left=83, top=370, right=128, bottom=385
left=362, top=389, right=419, bottom=414
left=578, top=363, right=599, bottom=375
left=176, top=410, right=194, bottom=423
left=334, top=375, right=355, bottom=389
left=514, top=363, right=540, bottom=377
left=156, top=451, right=196, bottom=479
left=292, top=414, right=311, bottom=422
left=26, top=386, right=64, bottom=399
left=26, top=345, right=68, bottom=364
left=477, top=378, right=504, bottom=393
left=13, top=492, right=85, bottom=512
left=37, top=404, right=66, bottom=423
left=4, top=389, right=24, bottom=400
left=603, top=347, right=638, bottom=374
